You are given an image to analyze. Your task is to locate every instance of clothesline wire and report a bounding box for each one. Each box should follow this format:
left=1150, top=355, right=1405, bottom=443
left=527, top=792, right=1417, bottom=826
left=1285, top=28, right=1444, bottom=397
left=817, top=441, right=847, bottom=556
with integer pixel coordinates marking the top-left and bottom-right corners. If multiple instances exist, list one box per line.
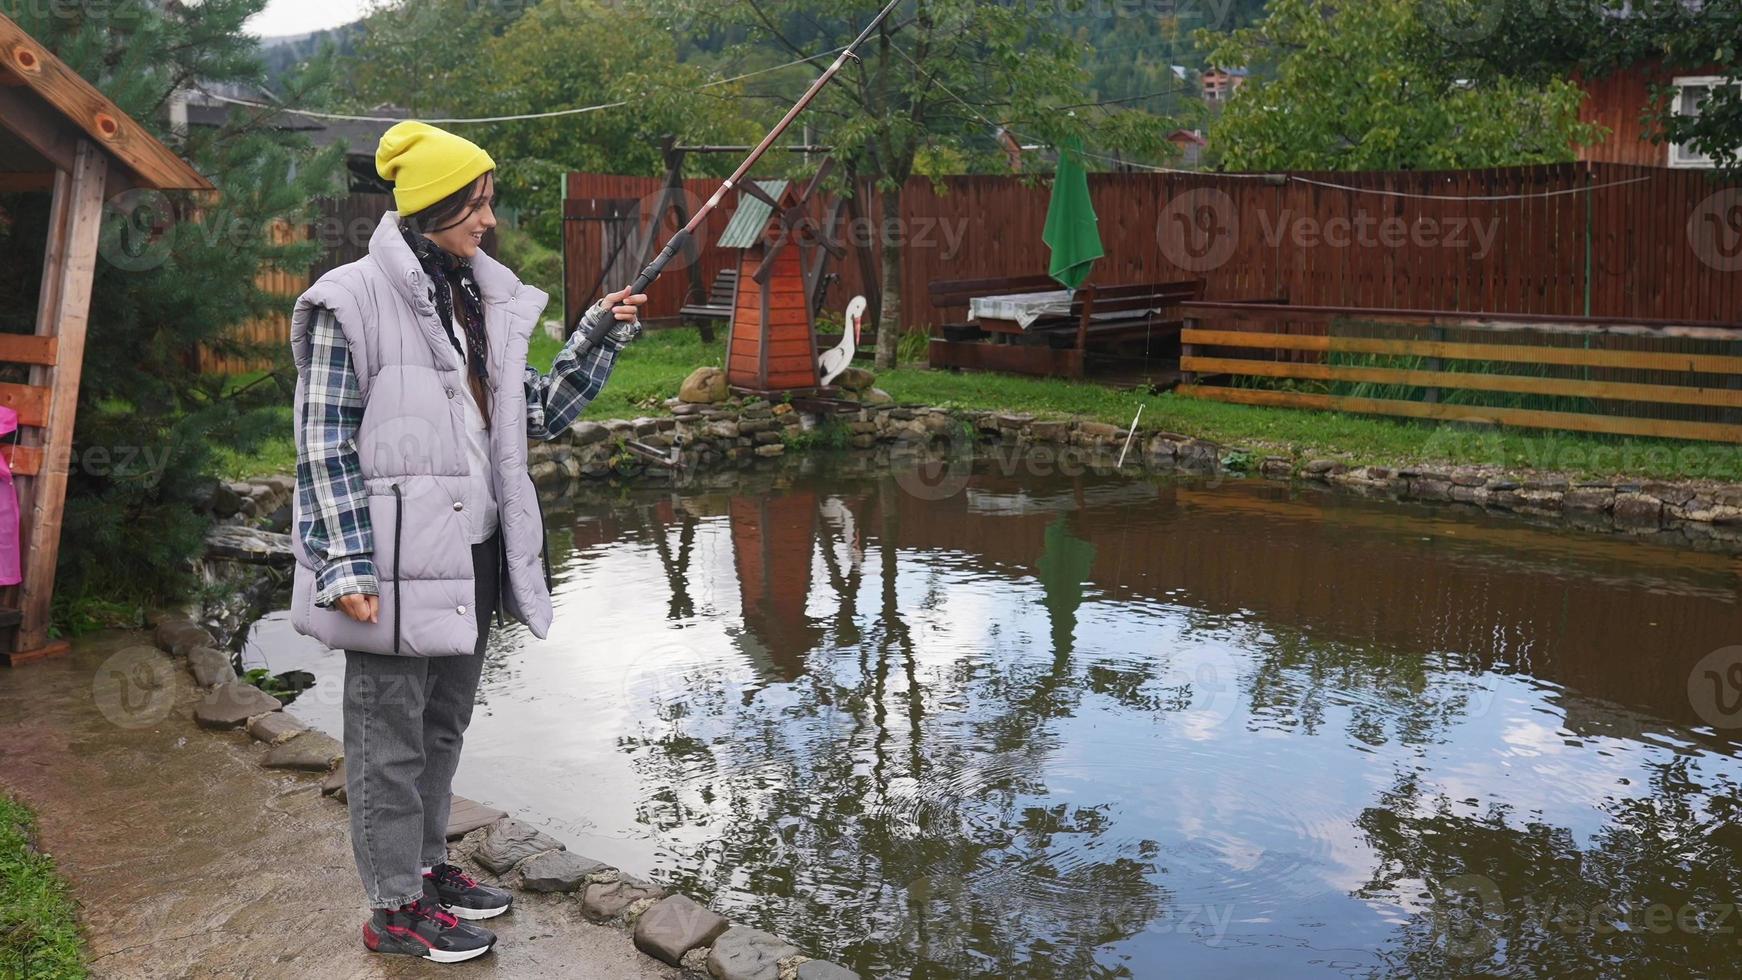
left=195, top=46, right=850, bottom=124
left=211, top=35, right=1656, bottom=204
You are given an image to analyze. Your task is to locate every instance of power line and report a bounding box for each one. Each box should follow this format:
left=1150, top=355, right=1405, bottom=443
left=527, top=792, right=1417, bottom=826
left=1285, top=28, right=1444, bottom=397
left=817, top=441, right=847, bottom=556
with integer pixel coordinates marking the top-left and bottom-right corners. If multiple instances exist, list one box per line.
left=196, top=46, right=850, bottom=125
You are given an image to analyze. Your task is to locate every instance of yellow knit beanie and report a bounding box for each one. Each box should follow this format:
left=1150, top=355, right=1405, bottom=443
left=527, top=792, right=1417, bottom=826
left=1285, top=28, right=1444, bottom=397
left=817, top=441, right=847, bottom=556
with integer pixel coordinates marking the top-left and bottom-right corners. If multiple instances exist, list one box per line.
left=375, top=121, right=496, bottom=217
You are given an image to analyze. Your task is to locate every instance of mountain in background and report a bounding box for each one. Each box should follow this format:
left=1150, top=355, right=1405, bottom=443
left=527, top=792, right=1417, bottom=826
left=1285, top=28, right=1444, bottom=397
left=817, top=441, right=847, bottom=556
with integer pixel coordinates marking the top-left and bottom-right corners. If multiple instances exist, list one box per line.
left=258, top=21, right=364, bottom=89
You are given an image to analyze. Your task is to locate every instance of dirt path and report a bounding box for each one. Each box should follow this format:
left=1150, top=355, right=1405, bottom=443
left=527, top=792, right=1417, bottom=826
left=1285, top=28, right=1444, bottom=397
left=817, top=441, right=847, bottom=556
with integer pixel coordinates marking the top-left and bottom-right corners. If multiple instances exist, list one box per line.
left=0, top=629, right=681, bottom=980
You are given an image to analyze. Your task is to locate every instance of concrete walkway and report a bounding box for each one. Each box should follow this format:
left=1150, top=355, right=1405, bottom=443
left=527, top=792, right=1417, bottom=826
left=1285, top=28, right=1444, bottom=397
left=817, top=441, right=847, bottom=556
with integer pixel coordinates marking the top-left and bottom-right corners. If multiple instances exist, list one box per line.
left=0, top=629, right=681, bottom=980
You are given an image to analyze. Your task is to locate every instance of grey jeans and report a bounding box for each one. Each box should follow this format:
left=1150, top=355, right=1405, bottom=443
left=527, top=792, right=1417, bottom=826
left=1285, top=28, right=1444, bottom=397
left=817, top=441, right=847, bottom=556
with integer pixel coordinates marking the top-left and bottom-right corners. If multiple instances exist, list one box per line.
left=342, top=530, right=500, bottom=909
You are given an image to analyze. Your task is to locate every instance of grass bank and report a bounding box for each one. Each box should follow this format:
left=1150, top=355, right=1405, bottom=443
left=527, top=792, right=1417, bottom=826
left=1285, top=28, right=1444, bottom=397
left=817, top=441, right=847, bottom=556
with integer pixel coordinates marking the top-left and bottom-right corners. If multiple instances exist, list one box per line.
left=0, top=793, right=86, bottom=979
left=220, top=330, right=1742, bottom=484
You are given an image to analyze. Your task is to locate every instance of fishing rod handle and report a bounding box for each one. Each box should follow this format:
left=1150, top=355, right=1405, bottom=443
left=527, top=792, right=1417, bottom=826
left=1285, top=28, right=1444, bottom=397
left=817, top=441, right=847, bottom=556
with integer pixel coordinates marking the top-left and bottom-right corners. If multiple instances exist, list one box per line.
left=578, top=229, right=693, bottom=347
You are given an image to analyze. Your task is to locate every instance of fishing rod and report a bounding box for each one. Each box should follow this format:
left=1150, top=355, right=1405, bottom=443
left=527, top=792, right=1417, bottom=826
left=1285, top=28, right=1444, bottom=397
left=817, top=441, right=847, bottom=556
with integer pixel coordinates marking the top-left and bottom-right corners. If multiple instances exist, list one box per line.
left=576, top=0, right=905, bottom=348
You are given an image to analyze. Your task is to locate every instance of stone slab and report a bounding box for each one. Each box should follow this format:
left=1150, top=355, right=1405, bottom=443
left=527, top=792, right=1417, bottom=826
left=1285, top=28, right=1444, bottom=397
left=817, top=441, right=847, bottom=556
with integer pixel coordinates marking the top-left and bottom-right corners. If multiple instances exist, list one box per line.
left=246, top=711, right=307, bottom=744
left=446, top=797, right=507, bottom=840
left=519, top=849, right=611, bottom=893
left=262, top=732, right=343, bottom=772
left=194, top=683, right=283, bottom=729
left=205, top=525, right=293, bottom=567
left=634, top=894, right=729, bottom=966
left=186, top=646, right=236, bottom=688
left=706, top=927, right=800, bottom=980
left=582, top=875, right=667, bottom=922
left=154, top=618, right=215, bottom=658
left=476, top=817, right=565, bottom=873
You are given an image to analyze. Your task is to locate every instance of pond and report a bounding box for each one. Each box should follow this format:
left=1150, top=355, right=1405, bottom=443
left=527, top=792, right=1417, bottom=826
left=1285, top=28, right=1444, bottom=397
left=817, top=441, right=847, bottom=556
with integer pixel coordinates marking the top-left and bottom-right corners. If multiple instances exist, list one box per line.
left=244, top=457, right=1742, bottom=979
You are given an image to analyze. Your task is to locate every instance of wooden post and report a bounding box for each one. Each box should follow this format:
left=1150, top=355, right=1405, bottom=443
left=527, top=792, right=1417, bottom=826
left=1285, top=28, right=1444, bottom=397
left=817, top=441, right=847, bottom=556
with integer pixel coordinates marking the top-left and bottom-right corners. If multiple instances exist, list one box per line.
left=1181, top=315, right=1198, bottom=385
left=11, top=139, right=106, bottom=662
left=1075, top=285, right=1097, bottom=376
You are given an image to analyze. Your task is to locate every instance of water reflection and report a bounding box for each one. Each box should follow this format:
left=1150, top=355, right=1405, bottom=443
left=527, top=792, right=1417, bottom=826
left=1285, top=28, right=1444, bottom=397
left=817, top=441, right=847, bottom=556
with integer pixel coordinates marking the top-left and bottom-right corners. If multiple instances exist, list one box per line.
left=249, top=459, right=1742, bottom=978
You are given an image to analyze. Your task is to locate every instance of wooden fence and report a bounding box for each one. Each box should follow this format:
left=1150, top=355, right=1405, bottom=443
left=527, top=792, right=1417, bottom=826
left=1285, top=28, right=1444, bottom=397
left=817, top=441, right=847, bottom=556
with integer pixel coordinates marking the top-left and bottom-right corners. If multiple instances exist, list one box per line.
left=1179, top=302, right=1742, bottom=441
left=193, top=219, right=306, bottom=375
left=565, top=163, right=1742, bottom=333
left=198, top=193, right=395, bottom=374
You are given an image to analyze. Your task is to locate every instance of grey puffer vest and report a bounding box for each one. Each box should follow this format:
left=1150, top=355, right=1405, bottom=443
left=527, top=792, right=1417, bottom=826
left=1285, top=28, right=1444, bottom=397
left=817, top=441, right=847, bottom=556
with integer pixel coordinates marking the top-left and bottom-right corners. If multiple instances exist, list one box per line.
left=288, top=211, right=553, bottom=657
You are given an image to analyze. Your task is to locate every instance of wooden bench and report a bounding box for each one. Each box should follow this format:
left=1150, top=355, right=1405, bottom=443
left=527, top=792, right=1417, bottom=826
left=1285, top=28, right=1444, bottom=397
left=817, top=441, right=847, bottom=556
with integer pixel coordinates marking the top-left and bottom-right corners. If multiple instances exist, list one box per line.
left=927, top=275, right=1207, bottom=379
left=1036, top=279, right=1206, bottom=353
left=678, top=268, right=740, bottom=322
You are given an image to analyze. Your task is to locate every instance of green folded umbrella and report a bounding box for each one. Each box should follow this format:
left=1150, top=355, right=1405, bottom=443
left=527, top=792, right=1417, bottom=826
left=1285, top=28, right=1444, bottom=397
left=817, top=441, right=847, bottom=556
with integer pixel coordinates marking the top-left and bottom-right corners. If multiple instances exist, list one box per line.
left=1043, top=135, right=1104, bottom=291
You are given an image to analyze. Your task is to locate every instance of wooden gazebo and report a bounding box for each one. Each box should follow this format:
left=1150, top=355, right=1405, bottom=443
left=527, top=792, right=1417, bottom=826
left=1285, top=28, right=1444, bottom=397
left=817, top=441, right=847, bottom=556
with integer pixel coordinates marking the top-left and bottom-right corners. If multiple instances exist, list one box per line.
left=0, top=13, right=212, bottom=664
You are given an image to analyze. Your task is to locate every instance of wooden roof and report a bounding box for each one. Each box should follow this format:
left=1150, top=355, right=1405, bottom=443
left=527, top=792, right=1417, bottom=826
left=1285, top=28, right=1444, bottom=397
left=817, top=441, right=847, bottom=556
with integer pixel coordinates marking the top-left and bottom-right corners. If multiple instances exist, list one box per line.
left=0, top=12, right=211, bottom=190
left=717, top=180, right=791, bottom=249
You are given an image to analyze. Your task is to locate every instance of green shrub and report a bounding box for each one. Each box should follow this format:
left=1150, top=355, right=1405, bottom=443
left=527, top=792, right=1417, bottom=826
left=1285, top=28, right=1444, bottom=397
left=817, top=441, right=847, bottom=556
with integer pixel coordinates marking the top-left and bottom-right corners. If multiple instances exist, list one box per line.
left=494, top=224, right=563, bottom=301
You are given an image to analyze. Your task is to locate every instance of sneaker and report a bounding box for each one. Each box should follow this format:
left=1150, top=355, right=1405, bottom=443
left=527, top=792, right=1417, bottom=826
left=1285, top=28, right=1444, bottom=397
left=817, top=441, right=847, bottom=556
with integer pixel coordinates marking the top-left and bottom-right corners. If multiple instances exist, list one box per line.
left=361, top=897, right=496, bottom=963
left=425, top=862, right=513, bottom=920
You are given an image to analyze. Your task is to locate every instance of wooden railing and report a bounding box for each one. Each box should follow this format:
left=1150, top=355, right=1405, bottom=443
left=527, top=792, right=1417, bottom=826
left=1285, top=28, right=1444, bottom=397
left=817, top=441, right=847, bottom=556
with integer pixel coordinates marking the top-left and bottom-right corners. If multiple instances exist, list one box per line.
left=1178, top=302, right=1742, bottom=443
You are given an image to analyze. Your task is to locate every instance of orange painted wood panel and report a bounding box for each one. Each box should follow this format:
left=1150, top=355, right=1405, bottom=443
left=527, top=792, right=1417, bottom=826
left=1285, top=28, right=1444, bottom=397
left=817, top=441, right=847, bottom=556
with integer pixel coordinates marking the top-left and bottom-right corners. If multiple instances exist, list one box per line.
left=0, top=383, right=50, bottom=427
left=3, top=445, right=42, bottom=476
left=0, top=333, right=56, bottom=365
left=764, top=337, right=815, bottom=357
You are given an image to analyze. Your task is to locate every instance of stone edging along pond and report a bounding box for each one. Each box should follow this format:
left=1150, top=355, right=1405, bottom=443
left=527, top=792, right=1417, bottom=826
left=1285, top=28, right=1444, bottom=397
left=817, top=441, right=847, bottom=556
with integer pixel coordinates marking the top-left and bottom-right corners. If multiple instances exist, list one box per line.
left=525, top=393, right=1742, bottom=551
left=143, top=610, right=865, bottom=980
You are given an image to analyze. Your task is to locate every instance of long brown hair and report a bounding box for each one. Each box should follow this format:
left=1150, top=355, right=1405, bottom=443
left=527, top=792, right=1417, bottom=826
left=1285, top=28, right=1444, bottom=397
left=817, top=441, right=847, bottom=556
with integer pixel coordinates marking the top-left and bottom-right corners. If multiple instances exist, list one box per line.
left=402, top=173, right=496, bottom=426
left=403, top=173, right=494, bottom=235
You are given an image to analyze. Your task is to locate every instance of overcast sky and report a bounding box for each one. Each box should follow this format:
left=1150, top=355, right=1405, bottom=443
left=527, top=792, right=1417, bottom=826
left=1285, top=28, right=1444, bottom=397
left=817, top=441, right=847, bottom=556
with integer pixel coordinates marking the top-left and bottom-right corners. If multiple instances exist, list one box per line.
left=247, top=0, right=371, bottom=40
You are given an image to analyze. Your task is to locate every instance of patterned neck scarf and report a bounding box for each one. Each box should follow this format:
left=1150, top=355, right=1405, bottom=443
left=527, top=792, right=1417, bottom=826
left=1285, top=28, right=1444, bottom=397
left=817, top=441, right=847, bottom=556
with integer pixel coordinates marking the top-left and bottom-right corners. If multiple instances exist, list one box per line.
left=402, top=223, right=489, bottom=384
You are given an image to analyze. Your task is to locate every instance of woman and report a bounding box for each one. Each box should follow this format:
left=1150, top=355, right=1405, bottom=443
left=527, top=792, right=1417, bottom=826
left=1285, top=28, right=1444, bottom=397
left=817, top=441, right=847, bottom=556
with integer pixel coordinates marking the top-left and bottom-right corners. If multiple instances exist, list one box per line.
left=288, top=121, right=646, bottom=963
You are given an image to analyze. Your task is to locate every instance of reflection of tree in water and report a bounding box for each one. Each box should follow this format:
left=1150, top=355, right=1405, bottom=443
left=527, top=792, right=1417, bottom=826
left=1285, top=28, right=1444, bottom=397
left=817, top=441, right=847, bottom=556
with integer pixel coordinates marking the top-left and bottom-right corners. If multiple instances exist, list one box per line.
left=618, top=479, right=1170, bottom=979
left=1357, top=758, right=1742, bottom=978
left=1242, top=624, right=1495, bottom=748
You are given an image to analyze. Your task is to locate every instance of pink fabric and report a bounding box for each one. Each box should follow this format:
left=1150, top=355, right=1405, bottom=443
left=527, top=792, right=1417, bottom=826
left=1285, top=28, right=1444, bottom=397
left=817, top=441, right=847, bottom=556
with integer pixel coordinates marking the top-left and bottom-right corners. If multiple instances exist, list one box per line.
left=0, top=407, right=21, bottom=585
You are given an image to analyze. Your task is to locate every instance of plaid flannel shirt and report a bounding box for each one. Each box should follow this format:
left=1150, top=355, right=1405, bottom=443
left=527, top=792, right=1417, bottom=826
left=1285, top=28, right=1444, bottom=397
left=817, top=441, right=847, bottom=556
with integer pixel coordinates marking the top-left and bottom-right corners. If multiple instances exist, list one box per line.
left=296, top=304, right=633, bottom=607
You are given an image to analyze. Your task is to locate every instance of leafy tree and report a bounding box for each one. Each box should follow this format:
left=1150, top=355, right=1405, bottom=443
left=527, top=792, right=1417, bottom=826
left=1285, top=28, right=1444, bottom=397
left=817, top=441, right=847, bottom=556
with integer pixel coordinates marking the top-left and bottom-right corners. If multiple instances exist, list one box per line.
left=331, top=0, right=756, bottom=246
left=676, top=0, right=1179, bottom=369
left=1425, top=0, right=1742, bottom=177
left=1198, top=0, right=1602, bottom=171
left=0, top=0, right=343, bottom=627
